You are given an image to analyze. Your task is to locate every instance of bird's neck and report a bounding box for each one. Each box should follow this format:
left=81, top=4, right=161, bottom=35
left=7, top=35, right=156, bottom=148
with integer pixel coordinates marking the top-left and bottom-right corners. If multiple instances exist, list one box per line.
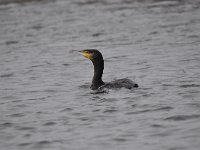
left=91, top=59, right=104, bottom=90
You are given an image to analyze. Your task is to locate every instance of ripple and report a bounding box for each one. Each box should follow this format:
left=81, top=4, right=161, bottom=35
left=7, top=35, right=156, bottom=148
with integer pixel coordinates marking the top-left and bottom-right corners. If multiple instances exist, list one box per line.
left=107, top=55, right=129, bottom=60
left=180, top=58, right=199, bottom=62
left=179, top=84, right=200, bottom=88
left=1, top=95, right=16, bottom=100
left=151, top=124, right=165, bottom=128
left=14, top=104, right=27, bottom=108
left=30, top=64, right=44, bottom=68
left=27, top=96, right=49, bottom=101
left=43, top=122, right=57, bottom=126
left=91, top=32, right=104, bottom=37
left=113, top=138, right=127, bottom=142
left=0, top=122, right=13, bottom=129
left=90, top=89, right=108, bottom=94
left=168, top=146, right=187, bottom=150
left=0, top=73, right=14, bottom=78
left=12, top=100, right=23, bottom=103
left=74, top=0, right=100, bottom=6
left=60, top=107, right=73, bottom=112
left=44, top=89, right=57, bottom=93
left=18, top=142, right=32, bottom=147
left=101, top=98, right=118, bottom=102
left=92, top=109, right=101, bottom=112
left=162, top=83, right=176, bottom=87
left=164, top=114, right=200, bottom=121
left=90, top=89, right=109, bottom=95
left=186, top=102, right=200, bottom=108
left=79, top=83, right=90, bottom=89
left=79, top=117, right=90, bottom=121
left=33, top=140, right=62, bottom=148
left=24, top=134, right=31, bottom=137
left=9, top=113, right=25, bottom=117
left=62, top=63, right=70, bottom=66
left=71, top=112, right=83, bottom=116
left=31, top=24, right=43, bottom=31
left=103, top=109, right=118, bottom=113
left=37, top=140, right=51, bottom=144
left=5, top=40, right=18, bottom=45
left=16, top=126, right=36, bottom=131
left=151, top=131, right=172, bottom=137
left=126, top=106, right=173, bottom=115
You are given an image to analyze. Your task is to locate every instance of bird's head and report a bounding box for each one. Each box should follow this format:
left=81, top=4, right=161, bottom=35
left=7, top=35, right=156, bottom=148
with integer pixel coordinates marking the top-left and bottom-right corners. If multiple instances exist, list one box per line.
left=80, top=49, right=103, bottom=61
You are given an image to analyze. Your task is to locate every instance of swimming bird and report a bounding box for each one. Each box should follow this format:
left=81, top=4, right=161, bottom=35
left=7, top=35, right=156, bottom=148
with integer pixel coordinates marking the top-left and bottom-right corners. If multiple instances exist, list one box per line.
left=80, top=49, right=138, bottom=90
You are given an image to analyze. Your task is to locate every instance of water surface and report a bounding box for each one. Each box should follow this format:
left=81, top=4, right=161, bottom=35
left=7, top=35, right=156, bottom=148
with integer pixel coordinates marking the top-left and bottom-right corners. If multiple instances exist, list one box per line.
left=0, top=0, right=200, bottom=150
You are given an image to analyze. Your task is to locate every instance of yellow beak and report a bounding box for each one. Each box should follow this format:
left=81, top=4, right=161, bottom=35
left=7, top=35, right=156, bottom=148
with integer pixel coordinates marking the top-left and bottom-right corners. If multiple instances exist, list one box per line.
left=80, top=51, right=92, bottom=60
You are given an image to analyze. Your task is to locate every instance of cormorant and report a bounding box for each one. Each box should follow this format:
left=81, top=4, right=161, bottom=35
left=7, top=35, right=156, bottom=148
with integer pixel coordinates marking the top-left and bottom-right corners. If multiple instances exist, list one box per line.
left=80, top=49, right=138, bottom=90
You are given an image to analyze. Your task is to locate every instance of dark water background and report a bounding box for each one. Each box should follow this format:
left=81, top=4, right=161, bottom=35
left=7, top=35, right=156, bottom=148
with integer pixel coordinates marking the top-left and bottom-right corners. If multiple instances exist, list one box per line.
left=0, top=0, right=200, bottom=150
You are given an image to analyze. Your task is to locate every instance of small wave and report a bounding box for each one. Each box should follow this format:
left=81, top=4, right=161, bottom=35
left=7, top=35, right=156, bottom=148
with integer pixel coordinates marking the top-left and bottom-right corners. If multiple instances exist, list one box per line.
left=5, top=40, right=18, bottom=45
left=79, top=83, right=90, bottom=89
left=9, top=113, right=25, bottom=117
left=33, top=139, right=63, bottom=148
left=126, top=106, right=173, bottom=115
left=179, top=84, right=200, bottom=88
left=151, top=124, right=165, bottom=128
left=113, top=138, right=127, bottom=142
left=164, top=114, right=200, bottom=121
left=30, top=64, right=44, bottom=68
left=18, top=142, right=32, bottom=147
left=43, top=122, right=56, bottom=126
left=62, top=63, right=70, bottom=66
left=27, top=96, right=48, bottom=101
left=60, top=107, right=73, bottom=112
left=0, top=122, right=13, bottom=129
left=162, top=83, right=176, bottom=87
left=16, top=126, right=36, bottom=131
left=0, top=0, right=54, bottom=5
left=90, top=89, right=108, bottom=94
left=31, top=24, right=43, bottom=31
left=91, top=32, right=104, bottom=37
left=36, top=140, right=51, bottom=145
left=103, top=108, right=118, bottom=113
left=0, top=73, right=14, bottom=78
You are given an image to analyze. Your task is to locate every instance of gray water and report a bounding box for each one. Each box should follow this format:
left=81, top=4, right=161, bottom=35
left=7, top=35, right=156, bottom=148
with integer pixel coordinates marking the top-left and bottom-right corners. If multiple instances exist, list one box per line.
left=0, top=0, right=200, bottom=150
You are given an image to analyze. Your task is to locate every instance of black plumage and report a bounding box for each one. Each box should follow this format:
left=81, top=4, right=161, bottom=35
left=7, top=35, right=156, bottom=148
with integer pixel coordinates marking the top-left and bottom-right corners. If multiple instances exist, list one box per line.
left=80, top=49, right=138, bottom=90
